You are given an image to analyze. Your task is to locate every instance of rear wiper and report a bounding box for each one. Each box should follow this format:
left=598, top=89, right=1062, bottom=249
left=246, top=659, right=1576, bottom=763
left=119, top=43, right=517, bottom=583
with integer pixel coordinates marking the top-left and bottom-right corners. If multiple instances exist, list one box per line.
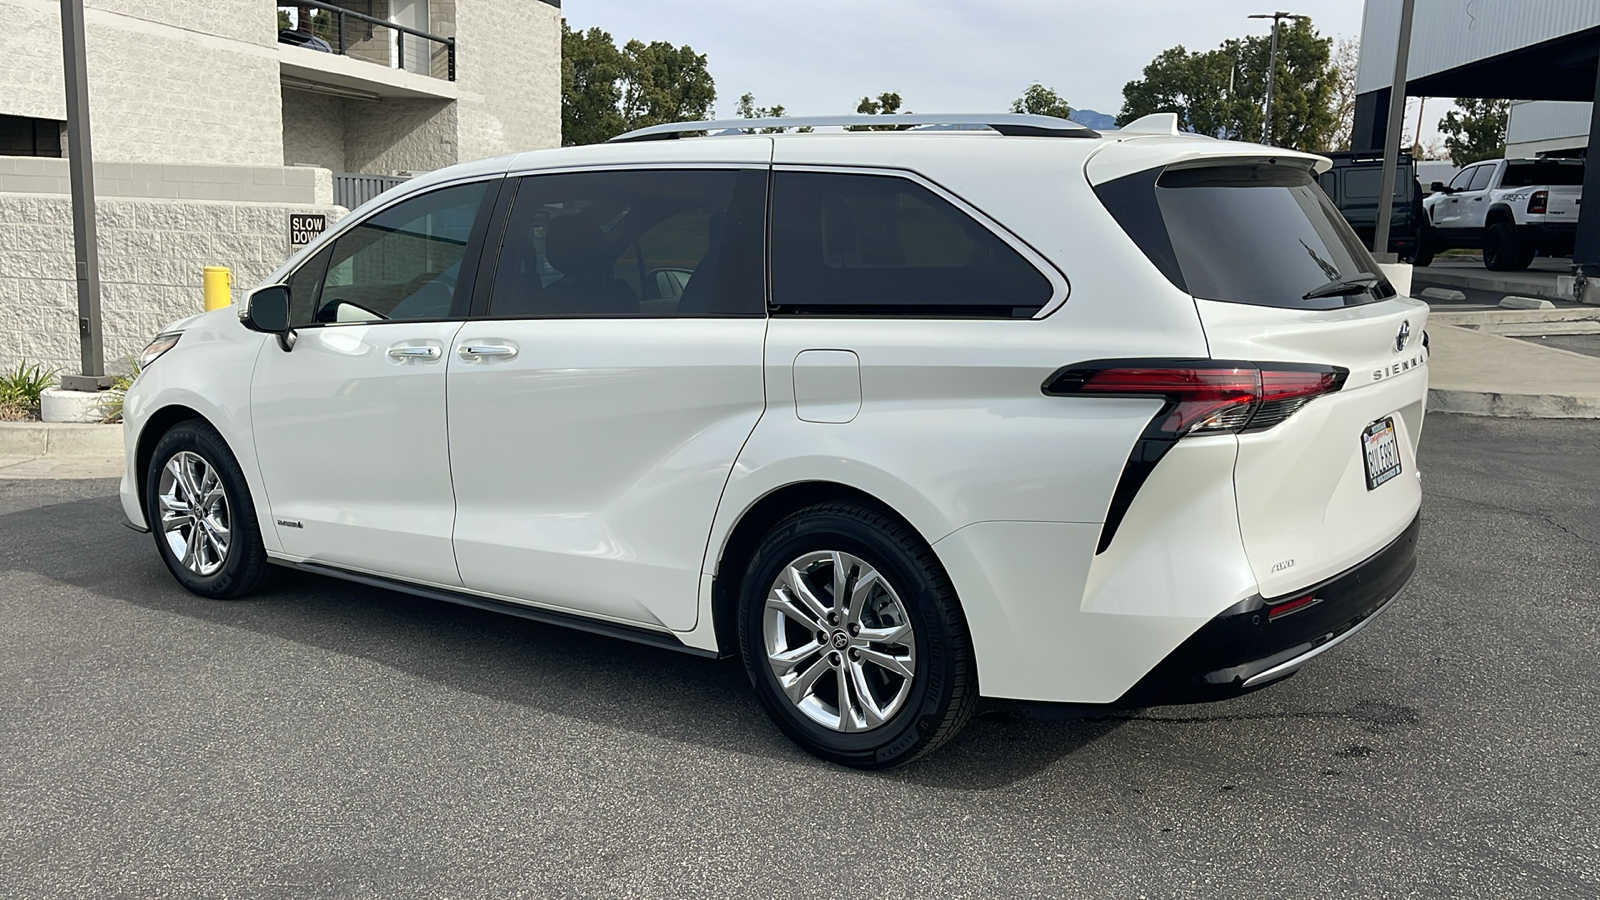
left=1303, top=273, right=1380, bottom=301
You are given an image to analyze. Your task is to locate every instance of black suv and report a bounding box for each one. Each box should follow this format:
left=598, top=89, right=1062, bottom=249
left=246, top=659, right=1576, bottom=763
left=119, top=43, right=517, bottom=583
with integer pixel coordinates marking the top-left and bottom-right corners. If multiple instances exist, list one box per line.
left=1318, top=151, right=1432, bottom=266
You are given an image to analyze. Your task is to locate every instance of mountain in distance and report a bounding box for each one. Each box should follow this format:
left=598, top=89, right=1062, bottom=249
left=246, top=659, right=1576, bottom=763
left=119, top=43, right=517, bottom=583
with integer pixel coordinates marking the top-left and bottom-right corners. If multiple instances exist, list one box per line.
left=1069, top=108, right=1118, bottom=131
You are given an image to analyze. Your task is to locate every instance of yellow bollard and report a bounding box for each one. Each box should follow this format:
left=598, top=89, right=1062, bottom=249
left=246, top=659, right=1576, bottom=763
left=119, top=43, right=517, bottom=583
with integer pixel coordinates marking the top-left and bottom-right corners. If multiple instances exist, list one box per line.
left=202, top=266, right=233, bottom=311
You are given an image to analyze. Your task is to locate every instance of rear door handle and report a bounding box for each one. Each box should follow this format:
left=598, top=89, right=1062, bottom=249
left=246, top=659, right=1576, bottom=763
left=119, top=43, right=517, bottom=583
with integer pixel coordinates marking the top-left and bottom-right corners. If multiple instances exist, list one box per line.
left=388, top=345, right=441, bottom=360
left=458, top=342, right=519, bottom=360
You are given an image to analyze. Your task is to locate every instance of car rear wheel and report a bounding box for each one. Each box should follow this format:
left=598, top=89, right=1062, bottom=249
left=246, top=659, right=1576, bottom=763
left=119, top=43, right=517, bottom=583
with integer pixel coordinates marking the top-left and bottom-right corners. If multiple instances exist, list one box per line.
left=736, top=502, right=975, bottom=768
left=145, top=420, right=273, bottom=600
left=1484, top=221, right=1533, bottom=271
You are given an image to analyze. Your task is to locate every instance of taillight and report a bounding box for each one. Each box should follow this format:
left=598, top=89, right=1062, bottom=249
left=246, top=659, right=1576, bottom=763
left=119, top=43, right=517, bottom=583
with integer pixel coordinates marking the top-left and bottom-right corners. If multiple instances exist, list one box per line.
left=1528, top=190, right=1548, bottom=215
left=1044, top=360, right=1349, bottom=554
left=1041, top=360, right=1347, bottom=437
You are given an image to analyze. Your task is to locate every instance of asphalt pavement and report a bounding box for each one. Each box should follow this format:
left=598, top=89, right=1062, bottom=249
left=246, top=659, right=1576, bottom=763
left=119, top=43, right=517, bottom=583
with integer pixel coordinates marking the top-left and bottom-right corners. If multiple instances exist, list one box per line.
left=3, top=414, right=1598, bottom=898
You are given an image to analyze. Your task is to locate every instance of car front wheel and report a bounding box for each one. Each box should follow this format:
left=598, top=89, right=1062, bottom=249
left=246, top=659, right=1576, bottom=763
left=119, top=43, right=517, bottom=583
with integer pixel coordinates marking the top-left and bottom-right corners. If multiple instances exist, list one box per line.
left=145, top=419, right=272, bottom=599
left=736, top=502, right=976, bottom=768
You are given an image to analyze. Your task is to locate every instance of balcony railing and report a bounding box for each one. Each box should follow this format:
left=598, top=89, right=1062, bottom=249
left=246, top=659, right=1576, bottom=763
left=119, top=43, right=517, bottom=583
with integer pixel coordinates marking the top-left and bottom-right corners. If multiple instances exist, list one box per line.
left=277, top=1, right=455, bottom=81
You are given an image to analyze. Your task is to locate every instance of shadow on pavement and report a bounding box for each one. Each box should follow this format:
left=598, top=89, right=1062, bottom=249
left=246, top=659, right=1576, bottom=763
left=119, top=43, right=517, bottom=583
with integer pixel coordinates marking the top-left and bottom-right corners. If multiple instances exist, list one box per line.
left=2, top=492, right=1119, bottom=789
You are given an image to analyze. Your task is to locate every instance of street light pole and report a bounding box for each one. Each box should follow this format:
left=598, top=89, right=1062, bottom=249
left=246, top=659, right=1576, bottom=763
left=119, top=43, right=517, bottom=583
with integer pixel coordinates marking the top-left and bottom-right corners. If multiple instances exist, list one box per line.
left=1372, top=0, right=1417, bottom=262
left=58, top=0, right=109, bottom=392
left=1249, top=11, right=1304, bottom=145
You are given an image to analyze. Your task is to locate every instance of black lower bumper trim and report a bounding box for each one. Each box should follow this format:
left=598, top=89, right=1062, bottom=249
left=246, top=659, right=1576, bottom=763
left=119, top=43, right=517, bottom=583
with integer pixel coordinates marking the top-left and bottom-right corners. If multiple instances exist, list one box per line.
left=1115, top=514, right=1421, bottom=707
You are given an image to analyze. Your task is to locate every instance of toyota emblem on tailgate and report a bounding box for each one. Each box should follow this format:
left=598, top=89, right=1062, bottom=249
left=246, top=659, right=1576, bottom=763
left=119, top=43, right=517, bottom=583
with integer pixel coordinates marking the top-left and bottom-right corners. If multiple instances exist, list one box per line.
left=1395, top=320, right=1411, bottom=353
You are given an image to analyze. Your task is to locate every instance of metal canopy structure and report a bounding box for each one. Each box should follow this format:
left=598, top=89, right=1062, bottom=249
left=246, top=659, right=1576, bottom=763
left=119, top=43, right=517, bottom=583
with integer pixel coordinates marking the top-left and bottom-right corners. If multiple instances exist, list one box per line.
left=1352, top=8, right=1600, bottom=281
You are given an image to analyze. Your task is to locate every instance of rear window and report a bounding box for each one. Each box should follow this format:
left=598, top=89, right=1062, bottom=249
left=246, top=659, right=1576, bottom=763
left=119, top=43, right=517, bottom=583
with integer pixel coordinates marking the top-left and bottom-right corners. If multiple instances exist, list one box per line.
left=1095, top=163, right=1395, bottom=310
left=1341, top=167, right=1411, bottom=200
left=1502, top=161, right=1584, bottom=188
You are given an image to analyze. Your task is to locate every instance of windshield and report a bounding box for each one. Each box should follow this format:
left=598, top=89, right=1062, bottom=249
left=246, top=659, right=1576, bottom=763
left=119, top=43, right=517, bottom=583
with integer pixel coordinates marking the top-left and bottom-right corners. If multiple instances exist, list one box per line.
left=1149, top=164, right=1393, bottom=309
left=1502, top=161, right=1584, bottom=188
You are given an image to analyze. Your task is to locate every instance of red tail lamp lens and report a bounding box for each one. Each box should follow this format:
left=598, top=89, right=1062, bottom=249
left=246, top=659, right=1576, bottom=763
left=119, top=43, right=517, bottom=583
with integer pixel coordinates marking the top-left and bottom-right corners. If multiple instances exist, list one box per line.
left=1528, top=190, right=1548, bottom=215
left=1043, top=361, right=1348, bottom=436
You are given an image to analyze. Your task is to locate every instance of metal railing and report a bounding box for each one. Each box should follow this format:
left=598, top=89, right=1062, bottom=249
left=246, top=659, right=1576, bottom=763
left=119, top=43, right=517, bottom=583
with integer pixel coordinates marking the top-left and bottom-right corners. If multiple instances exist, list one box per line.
left=277, top=1, right=455, bottom=81
left=335, top=172, right=409, bottom=209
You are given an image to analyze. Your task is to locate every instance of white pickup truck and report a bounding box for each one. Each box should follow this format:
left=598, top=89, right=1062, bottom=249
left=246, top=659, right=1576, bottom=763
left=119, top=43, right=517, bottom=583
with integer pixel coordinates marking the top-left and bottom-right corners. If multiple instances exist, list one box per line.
left=1423, top=158, right=1582, bottom=271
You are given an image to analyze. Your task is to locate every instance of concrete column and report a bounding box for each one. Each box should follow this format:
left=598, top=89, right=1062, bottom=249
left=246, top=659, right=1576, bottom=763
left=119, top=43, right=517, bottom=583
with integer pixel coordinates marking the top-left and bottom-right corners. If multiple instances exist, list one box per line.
left=1574, top=50, right=1600, bottom=279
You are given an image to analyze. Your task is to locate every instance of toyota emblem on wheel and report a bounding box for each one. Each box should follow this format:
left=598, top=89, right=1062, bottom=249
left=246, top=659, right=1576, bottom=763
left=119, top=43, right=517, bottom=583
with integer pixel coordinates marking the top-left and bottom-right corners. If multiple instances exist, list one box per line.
left=1396, top=320, right=1411, bottom=353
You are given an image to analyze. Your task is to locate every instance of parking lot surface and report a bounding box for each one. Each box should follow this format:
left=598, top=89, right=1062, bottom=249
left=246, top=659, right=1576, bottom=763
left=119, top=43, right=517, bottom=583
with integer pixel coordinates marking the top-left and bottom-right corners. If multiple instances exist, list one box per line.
left=3, top=414, right=1597, bottom=899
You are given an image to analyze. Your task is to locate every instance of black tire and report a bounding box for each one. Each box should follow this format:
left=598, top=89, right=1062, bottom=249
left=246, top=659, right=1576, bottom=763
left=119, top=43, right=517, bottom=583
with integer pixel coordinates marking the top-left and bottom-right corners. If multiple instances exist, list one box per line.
left=144, top=419, right=273, bottom=599
left=1484, top=221, right=1533, bottom=271
left=736, top=502, right=976, bottom=769
left=1409, top=229, right=1435, bottom=267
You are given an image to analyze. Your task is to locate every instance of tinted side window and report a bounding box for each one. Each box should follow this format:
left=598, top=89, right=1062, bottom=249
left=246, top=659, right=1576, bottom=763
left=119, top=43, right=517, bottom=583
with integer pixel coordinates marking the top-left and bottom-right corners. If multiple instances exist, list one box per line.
left=487, top=168, right=764, bottom=318
left=314, top=181, right=489, bottom=324
left=770, top=171, right=1054, bottom=318
left=1446, top=167, right=1476, bottom=191
left=1467, top=165, right=1495, bottom=192
left=285, top=245, right=331, bottom=327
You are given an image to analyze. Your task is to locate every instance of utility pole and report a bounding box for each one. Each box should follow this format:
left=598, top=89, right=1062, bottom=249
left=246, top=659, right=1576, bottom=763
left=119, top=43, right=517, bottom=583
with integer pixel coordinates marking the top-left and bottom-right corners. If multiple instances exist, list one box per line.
left=59, top=0, right=110, bottom=391
left=1372, top=0, right=1417, bottom=262
left=1249, top=11, right=1304, bottom=145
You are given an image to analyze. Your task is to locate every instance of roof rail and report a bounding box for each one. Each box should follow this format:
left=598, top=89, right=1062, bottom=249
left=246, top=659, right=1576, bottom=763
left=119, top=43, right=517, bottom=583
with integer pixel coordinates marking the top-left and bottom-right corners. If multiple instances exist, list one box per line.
left=610, top=113, right=1101, bottom=143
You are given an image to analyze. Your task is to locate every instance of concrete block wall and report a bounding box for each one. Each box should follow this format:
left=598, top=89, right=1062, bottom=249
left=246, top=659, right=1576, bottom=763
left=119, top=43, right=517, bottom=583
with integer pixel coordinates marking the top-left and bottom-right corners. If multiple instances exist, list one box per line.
left=345, top=99, right=459, bottom=175
left=1, top=0, right=283, bottom=167
left=0, top=159, right=345, bottom=376
left=282, top=89, right=348, bottom=172
left=454, top=0, right=561, bottom=160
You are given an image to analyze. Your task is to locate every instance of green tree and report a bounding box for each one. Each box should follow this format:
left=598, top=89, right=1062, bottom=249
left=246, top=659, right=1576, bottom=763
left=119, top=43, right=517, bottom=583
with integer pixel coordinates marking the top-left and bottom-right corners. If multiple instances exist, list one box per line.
left=1118, top=18, right=1338, bottom=152
left=736, top=92, right=810, bottom=133
left=1010, top=83, right=1073, bottom=120
left=847, top=92, right=908, bottom=131
left=1438, top=99, right=1509, bottom=166
left=560, top=24, right=716, bottom=146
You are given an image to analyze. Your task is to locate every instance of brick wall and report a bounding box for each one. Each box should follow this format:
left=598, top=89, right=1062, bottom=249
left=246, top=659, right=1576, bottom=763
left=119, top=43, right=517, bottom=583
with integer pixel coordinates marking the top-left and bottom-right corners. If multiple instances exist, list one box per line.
left=0, top=159, right=345, bottom=375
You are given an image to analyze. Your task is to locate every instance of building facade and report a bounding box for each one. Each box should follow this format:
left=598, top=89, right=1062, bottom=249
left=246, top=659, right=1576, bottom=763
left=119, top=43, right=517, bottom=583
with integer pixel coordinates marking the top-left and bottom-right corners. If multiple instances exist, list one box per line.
left=0, top=0, right=560, bottom=375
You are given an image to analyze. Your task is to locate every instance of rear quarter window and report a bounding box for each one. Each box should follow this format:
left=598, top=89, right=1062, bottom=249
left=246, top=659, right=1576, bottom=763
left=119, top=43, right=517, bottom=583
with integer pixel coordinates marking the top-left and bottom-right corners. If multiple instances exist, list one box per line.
left=770, top=170, right=1056, bottom=318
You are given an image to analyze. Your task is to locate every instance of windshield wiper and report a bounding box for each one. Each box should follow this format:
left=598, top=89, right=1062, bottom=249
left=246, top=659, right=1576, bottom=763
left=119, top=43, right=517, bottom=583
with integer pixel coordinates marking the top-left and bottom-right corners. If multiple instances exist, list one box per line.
left=1303, top=273, right=1380, bottom=301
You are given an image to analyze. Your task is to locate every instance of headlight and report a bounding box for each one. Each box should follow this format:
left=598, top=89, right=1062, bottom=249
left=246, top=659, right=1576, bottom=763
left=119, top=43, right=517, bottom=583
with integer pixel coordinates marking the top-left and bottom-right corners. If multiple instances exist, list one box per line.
left=138, top=332, right=183, bottom=369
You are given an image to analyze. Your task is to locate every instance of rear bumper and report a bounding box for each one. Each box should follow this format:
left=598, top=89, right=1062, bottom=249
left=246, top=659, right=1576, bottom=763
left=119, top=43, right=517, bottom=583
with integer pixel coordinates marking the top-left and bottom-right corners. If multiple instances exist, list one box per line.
left=1117, top=513, right=1420, bottom=706
left=1519, top=221, right=1576, bottom=254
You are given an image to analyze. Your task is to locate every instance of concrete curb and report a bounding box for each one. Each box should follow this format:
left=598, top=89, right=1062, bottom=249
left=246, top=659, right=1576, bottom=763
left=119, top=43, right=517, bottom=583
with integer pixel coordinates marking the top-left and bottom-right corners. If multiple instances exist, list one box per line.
left=1429, top=388, right=1600, bottom=418
left=1430, top=308, right=1600, bottom=327
left=1414, top=266, right=1570, bottom=301
left=0, top=422, right=124, bottom=457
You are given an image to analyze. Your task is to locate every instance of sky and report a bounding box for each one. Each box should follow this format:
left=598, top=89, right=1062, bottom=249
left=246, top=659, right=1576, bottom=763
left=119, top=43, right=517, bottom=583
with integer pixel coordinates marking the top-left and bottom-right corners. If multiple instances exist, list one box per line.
left=561, top=0, right=1454, bottom=147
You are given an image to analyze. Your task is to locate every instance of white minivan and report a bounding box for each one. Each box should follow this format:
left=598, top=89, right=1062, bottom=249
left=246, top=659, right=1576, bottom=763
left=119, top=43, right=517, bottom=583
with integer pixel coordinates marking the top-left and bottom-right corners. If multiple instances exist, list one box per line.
left=120, top=114, right=1427, bottom=768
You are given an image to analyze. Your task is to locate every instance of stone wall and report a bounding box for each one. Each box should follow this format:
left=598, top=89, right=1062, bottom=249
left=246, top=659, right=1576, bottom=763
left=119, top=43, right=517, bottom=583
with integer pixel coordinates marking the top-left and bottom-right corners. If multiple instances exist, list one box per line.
left=0, top=158, right=345, bottom=376
left=1, top=0, right=284, bottom=167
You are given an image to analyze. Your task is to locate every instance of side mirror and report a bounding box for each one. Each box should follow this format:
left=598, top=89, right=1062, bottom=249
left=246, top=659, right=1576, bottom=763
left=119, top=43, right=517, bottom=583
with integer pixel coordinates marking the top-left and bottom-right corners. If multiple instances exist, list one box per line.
left=243, top=284, right=293, bottom=350
left=1429, top=181, right=1448, bottom=194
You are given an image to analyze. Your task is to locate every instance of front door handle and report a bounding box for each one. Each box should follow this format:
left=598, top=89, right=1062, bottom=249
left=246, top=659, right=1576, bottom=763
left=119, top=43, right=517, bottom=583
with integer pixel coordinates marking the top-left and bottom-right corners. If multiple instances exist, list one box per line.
left=458, top=342, right=519, bottom=360
left=388, top=345, right=441, bottom=360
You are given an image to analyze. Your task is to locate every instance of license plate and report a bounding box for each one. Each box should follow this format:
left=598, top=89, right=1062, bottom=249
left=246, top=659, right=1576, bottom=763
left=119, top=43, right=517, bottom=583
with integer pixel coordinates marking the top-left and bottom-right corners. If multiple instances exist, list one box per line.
left=1362, top=417, right=1402, bottom=490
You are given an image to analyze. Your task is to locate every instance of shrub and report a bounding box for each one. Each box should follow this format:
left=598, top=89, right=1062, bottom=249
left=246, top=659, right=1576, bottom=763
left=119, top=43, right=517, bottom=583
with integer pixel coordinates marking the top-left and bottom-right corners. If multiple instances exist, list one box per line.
left=0, top=360, right=56, bottom=419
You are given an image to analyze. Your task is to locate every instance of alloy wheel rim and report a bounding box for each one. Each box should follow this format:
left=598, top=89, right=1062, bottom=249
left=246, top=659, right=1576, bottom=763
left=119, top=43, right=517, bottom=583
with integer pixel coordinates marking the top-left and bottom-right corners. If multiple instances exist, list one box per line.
left=157, top=451, right=231, bottom=577
left=763, top=550, right=917, bottom=733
